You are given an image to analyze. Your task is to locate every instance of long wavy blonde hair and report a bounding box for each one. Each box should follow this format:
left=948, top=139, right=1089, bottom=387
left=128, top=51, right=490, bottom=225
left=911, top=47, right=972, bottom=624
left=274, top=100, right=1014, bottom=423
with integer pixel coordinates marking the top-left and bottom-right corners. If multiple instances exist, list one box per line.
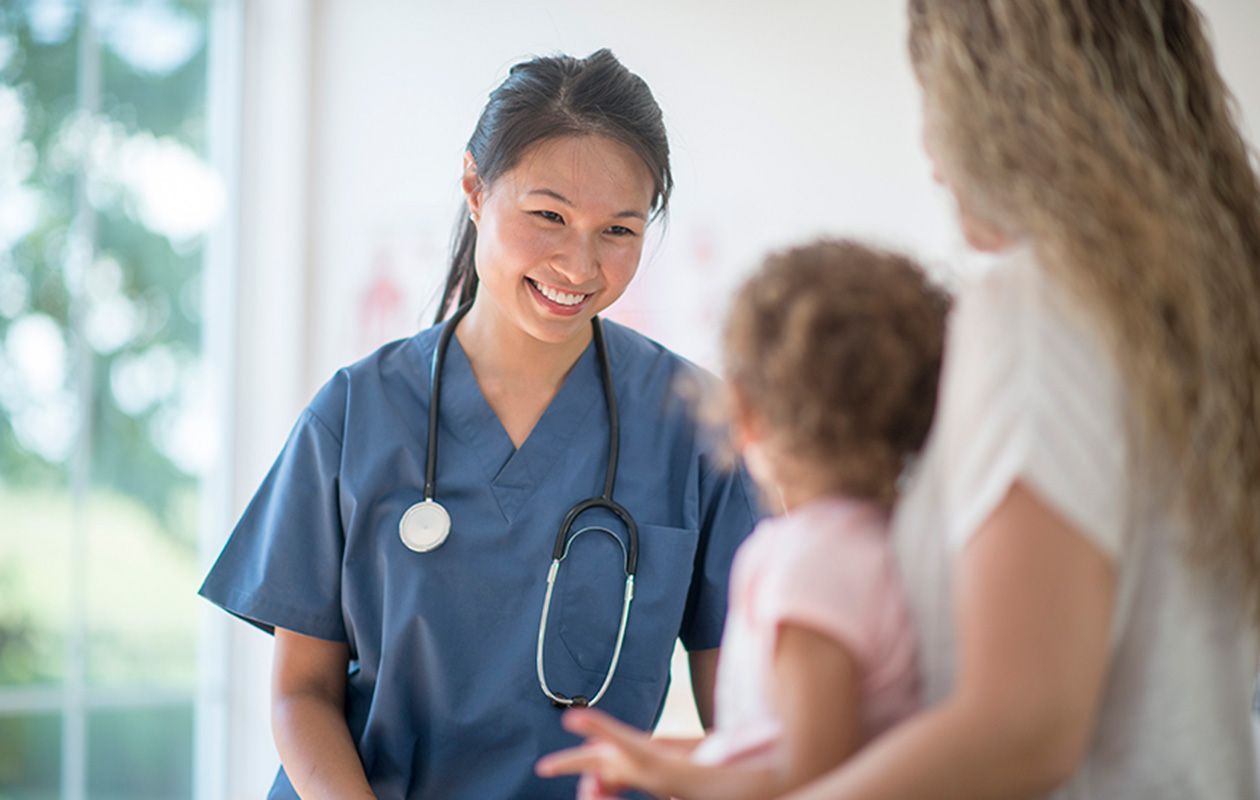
left=909, top=0, right=1260, bottom=621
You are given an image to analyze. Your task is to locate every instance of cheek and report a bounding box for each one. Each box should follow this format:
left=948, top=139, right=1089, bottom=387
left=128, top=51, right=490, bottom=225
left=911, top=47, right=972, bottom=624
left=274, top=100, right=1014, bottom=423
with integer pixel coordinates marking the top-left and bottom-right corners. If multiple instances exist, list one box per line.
left=921, top=129, right=947, bottom=186
left=930, top=158, right=946, bottom=186
left=920, top=104, right=951, bottom=187
left=600, top=239, right=644, bottom=289
left=959, top=212, right=1011, bottom=253
left=739, top=441, right=777, bottom=494
left=478, top=215, right=554, bottom=278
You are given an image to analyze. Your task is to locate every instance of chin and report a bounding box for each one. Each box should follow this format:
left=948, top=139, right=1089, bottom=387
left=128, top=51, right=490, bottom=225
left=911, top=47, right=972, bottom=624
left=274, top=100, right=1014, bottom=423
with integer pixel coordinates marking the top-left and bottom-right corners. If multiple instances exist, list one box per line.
left=523, top=312, right=598, bottom=345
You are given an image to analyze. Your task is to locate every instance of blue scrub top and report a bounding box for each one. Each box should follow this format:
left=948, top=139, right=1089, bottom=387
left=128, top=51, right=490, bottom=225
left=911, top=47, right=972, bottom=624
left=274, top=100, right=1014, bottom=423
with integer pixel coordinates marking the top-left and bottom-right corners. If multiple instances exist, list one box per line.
left=199, top=319, right=761, bottom=800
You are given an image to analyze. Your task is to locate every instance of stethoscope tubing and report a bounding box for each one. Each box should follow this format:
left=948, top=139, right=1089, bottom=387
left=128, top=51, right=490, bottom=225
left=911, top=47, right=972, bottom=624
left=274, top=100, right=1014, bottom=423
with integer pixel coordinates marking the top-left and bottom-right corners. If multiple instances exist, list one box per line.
left=420, top=303, right=638, bottom=708
left=537, top=537, right=635, bottom=709
left=424, top=302, right=471, bottom=503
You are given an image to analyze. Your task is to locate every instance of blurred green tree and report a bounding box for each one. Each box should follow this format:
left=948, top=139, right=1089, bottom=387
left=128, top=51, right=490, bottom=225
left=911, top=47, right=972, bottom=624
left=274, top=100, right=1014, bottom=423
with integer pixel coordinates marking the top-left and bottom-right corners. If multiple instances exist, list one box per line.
left=0, top=3, right=215, bottom=796
left=1, top=2, right=212, bottom=540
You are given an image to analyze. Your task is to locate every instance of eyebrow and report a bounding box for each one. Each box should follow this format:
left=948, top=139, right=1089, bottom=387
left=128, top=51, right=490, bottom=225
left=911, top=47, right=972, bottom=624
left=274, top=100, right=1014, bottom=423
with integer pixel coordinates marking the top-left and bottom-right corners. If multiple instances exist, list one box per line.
left=527, top=188, right=647, bottom=221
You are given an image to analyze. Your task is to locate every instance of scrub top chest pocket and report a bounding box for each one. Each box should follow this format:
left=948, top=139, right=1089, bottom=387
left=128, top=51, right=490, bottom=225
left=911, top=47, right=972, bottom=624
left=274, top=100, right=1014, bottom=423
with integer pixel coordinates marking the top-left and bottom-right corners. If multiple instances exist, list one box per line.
left=554, top=520, right=701, bottom=684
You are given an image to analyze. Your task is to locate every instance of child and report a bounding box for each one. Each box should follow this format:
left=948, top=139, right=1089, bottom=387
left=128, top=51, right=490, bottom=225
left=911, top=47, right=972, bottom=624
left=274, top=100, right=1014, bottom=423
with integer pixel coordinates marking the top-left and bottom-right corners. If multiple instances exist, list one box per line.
left=536, top=239, right=949, bottom=800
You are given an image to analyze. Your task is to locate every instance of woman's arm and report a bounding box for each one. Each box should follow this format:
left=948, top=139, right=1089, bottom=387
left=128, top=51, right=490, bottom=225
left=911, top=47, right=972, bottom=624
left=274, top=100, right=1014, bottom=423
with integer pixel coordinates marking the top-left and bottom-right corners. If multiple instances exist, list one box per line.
left=272, top=628, right=377, bottom=800
left=537, top=623, right=862, bottom=800
left=781, top=481, right=1115, bottom=800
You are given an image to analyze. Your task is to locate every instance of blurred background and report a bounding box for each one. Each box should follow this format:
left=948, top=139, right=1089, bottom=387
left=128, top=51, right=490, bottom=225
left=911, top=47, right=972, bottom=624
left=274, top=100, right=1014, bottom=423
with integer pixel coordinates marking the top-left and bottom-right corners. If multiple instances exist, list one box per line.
left=0, top=1, right=1257, bottom=799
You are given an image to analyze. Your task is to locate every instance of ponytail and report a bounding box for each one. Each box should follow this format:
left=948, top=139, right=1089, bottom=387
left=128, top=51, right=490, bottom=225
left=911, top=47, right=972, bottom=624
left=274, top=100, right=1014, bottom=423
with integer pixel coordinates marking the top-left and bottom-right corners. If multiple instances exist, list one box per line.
left=436, top=214, right=479, bottom=324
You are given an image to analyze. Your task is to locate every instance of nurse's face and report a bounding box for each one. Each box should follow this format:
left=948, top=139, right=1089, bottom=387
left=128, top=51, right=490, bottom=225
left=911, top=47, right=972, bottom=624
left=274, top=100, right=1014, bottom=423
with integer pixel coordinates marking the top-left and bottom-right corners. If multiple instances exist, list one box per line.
left=463, top=135, right=656, bottom=345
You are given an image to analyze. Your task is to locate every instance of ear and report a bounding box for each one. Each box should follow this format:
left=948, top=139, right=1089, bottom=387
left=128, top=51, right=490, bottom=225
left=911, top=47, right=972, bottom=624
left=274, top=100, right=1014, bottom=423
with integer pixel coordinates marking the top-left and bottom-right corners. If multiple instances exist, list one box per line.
left=462, top=152, right=484, bottom=223
left=728, top=387, right=763, bottom=453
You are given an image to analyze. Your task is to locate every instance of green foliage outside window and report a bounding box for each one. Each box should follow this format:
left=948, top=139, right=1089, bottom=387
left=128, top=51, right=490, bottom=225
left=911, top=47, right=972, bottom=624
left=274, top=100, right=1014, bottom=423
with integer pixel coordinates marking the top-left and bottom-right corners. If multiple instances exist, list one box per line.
left=1, top=2, right=218, bottom=797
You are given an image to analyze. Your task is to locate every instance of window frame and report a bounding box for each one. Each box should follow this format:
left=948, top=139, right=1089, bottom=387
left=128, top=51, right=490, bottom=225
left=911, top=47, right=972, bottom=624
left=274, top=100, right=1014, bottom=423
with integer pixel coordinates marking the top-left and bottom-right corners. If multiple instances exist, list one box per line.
left=0, top=3, right=243, bottom=799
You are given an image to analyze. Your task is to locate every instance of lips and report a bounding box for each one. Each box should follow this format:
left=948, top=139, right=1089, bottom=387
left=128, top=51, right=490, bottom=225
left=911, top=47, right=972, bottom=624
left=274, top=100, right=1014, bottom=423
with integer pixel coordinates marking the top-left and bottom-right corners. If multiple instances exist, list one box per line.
left=527, top=278, right=592, bottom=316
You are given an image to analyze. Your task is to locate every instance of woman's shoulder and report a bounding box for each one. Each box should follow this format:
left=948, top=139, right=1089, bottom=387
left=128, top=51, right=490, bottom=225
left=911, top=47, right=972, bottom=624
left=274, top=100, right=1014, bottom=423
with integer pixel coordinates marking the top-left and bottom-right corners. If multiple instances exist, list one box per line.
left=346, top=324, right=443, bottom=377
left=306, top=326, right=442, bottom=431
left=958, top=246, right=1107, bottom=351
left=599, top=318, right=720, bottom=424
left=948, top=245, right=1123, bottom=404
left=930, top=244, right=1130, bottom=557
left=600, top=318, right=715, bottom=384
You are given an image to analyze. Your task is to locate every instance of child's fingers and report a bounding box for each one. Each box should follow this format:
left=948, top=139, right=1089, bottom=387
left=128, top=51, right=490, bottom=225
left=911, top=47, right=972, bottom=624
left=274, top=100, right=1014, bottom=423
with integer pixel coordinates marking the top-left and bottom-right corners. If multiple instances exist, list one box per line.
left=561, top=708, right=649, bottom=750
left=535, top=743, right=606, bottom=777
left=578, top=772, right=625, bottom=800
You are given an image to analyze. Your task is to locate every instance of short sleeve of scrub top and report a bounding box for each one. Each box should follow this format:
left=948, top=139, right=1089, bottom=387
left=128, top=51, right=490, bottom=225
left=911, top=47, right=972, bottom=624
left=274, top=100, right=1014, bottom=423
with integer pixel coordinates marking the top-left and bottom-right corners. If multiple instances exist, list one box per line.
left=198, top=320, right=762, bottom=800
left=199, top=378, right=352, bottom=641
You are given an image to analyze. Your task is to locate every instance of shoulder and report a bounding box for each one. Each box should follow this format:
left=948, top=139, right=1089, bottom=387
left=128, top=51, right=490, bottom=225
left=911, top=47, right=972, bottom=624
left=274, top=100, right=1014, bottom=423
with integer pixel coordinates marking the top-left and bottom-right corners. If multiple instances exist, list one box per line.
left=752, top=501, right=899, bottom=647
left=737, top=501, right=892, bottom=602
left=600, top=318, right=719, bottom=427
left=953, top=246, right=1115, bottom=378
left=942, top=245, right=1126, bottom=432
left=935, top=246, right=1130, bottom=555
left=598, top=318, right=761, bottom=519
left=773, top=499, right=892, bottom=578
left=600, top=318, right=713, bottom=384
left=306, top=326, right=442, bottom=435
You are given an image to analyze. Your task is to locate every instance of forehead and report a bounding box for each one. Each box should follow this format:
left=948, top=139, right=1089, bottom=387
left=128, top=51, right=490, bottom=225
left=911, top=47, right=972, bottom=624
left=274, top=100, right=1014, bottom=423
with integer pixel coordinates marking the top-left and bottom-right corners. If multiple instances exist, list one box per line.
left=497, top=135, right=656, bottom=212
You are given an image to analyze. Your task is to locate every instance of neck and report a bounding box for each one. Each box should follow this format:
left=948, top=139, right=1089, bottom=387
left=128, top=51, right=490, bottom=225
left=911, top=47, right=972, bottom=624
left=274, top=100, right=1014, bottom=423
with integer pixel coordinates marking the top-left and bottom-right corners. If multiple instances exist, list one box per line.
left=454, top=295, right=594, bottom=392
left=753, top=447, right=835, bottom=513
left=777, top=480, right=831, bottom=513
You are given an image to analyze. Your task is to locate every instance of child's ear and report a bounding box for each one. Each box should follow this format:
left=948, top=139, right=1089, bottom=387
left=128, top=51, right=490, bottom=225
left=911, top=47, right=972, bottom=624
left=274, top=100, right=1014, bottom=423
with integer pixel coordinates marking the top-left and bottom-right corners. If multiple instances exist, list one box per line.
left=728, top=387, right=762, bottom=453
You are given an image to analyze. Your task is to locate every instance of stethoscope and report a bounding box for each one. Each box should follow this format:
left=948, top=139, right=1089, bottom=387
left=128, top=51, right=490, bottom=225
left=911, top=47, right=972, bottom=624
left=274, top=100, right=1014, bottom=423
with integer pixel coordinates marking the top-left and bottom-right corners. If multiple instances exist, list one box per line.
left=398, top=302, right=638, bottom=708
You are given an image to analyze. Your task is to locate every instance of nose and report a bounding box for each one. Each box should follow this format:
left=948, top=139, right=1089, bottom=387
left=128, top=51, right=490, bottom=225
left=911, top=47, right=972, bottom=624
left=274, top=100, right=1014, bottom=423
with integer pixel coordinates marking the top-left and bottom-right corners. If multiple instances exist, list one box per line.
left=551, top=229, right=600, bottom=285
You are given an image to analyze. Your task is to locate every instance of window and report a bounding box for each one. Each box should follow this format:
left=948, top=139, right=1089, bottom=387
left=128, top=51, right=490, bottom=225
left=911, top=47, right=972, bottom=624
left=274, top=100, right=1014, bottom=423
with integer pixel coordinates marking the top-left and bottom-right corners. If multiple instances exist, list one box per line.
left=0, top=3, right=231, bottom=798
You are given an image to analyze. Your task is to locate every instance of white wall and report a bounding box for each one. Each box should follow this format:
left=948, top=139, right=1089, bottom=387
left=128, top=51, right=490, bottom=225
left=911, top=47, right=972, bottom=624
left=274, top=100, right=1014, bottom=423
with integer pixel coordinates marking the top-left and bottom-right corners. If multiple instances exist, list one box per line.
left=300, top=0, right=1260, bottom=381
left=222, top=1, right=1260, bottom=795
left=304, top=0, right=952, bottom=380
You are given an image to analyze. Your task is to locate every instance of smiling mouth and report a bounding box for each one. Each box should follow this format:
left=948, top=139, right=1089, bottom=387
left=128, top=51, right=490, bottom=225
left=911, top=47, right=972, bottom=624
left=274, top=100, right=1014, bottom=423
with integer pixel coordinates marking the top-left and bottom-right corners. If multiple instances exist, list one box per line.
left=528, top=278, right=591, bottom=307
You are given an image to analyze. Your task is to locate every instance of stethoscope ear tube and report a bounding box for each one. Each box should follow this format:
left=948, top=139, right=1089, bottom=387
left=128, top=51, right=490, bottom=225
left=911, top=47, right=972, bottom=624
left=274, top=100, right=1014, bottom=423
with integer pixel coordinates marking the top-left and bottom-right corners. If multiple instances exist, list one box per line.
left=424, top=302, right=473, bottom=503
left=545, top=315, right=639, bottom=576
left=552, top=498, right=639, bottom=576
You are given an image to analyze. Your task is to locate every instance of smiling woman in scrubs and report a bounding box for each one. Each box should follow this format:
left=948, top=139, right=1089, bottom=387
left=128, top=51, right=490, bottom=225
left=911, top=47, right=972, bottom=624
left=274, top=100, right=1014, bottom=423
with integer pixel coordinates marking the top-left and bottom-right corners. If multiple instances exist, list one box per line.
left=199, top=49, right=760, bottom=800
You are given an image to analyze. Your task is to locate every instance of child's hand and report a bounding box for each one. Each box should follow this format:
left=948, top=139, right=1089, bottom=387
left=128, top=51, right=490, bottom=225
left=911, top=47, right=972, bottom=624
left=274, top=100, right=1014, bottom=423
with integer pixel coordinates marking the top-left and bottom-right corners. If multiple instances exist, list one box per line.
left=576, top=771, right=627, bottom=800
left=535, top=708, right=686, bottom=798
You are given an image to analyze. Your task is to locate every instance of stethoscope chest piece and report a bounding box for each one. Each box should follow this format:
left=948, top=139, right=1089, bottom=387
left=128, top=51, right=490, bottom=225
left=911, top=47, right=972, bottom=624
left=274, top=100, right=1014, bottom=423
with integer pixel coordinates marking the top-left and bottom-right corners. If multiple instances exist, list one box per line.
left=399, top=500, right=451, bottom=552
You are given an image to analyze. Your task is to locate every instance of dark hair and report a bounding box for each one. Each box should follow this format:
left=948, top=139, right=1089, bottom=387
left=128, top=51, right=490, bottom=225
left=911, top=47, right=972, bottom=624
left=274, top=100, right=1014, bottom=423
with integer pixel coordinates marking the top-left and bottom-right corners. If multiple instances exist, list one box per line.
left=723, top=239, right=951, bottom=507
left=435, top=49, right=673, bottom=323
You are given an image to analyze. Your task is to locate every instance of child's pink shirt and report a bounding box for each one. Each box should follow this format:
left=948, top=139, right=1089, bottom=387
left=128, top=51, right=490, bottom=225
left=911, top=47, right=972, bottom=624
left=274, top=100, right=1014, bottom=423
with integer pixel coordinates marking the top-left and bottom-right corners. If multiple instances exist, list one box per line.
left=692, top=497, right=919, bottom=766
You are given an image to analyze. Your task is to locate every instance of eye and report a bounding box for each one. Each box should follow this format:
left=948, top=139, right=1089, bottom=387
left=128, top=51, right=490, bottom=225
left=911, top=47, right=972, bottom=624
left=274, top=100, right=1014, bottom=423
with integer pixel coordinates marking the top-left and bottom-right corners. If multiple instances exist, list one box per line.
left=533, top=210, right=564, bottom=223
left=605, top=225, right=637, bottom=237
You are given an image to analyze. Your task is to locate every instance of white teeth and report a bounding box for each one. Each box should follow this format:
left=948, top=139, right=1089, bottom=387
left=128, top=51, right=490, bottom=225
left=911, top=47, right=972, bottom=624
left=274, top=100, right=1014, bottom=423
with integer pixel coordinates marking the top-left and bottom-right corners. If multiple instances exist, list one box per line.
left=531, top=279, right=588, bottom=306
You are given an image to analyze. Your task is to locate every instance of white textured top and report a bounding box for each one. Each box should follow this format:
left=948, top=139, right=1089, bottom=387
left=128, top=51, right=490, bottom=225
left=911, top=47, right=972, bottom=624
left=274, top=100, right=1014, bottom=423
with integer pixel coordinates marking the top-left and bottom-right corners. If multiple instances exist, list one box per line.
left=892, top=246, right=1259, bottom=798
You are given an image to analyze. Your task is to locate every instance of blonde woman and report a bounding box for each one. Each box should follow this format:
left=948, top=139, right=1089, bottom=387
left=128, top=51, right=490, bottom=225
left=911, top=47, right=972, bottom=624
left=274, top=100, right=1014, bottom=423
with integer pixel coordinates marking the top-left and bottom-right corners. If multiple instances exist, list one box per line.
left=783, top=1, right=1260, bottom=799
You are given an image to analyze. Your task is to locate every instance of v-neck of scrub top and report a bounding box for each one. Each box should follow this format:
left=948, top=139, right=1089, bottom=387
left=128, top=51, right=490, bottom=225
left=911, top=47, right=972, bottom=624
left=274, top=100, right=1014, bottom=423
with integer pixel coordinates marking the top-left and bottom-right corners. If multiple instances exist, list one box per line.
left=439, top=332, right=605, bottom=523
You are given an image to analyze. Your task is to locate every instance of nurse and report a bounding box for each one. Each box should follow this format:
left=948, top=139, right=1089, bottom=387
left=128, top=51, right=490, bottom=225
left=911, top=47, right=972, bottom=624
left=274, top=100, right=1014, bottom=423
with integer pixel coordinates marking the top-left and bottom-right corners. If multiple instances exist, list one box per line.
left=199, top=49, right=760, bottom=800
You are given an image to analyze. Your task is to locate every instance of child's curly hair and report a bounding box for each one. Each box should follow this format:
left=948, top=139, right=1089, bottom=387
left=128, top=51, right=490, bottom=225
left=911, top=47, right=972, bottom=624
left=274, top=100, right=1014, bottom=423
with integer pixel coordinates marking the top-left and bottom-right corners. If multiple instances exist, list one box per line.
left=723, top=239, right=950, bottom=507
